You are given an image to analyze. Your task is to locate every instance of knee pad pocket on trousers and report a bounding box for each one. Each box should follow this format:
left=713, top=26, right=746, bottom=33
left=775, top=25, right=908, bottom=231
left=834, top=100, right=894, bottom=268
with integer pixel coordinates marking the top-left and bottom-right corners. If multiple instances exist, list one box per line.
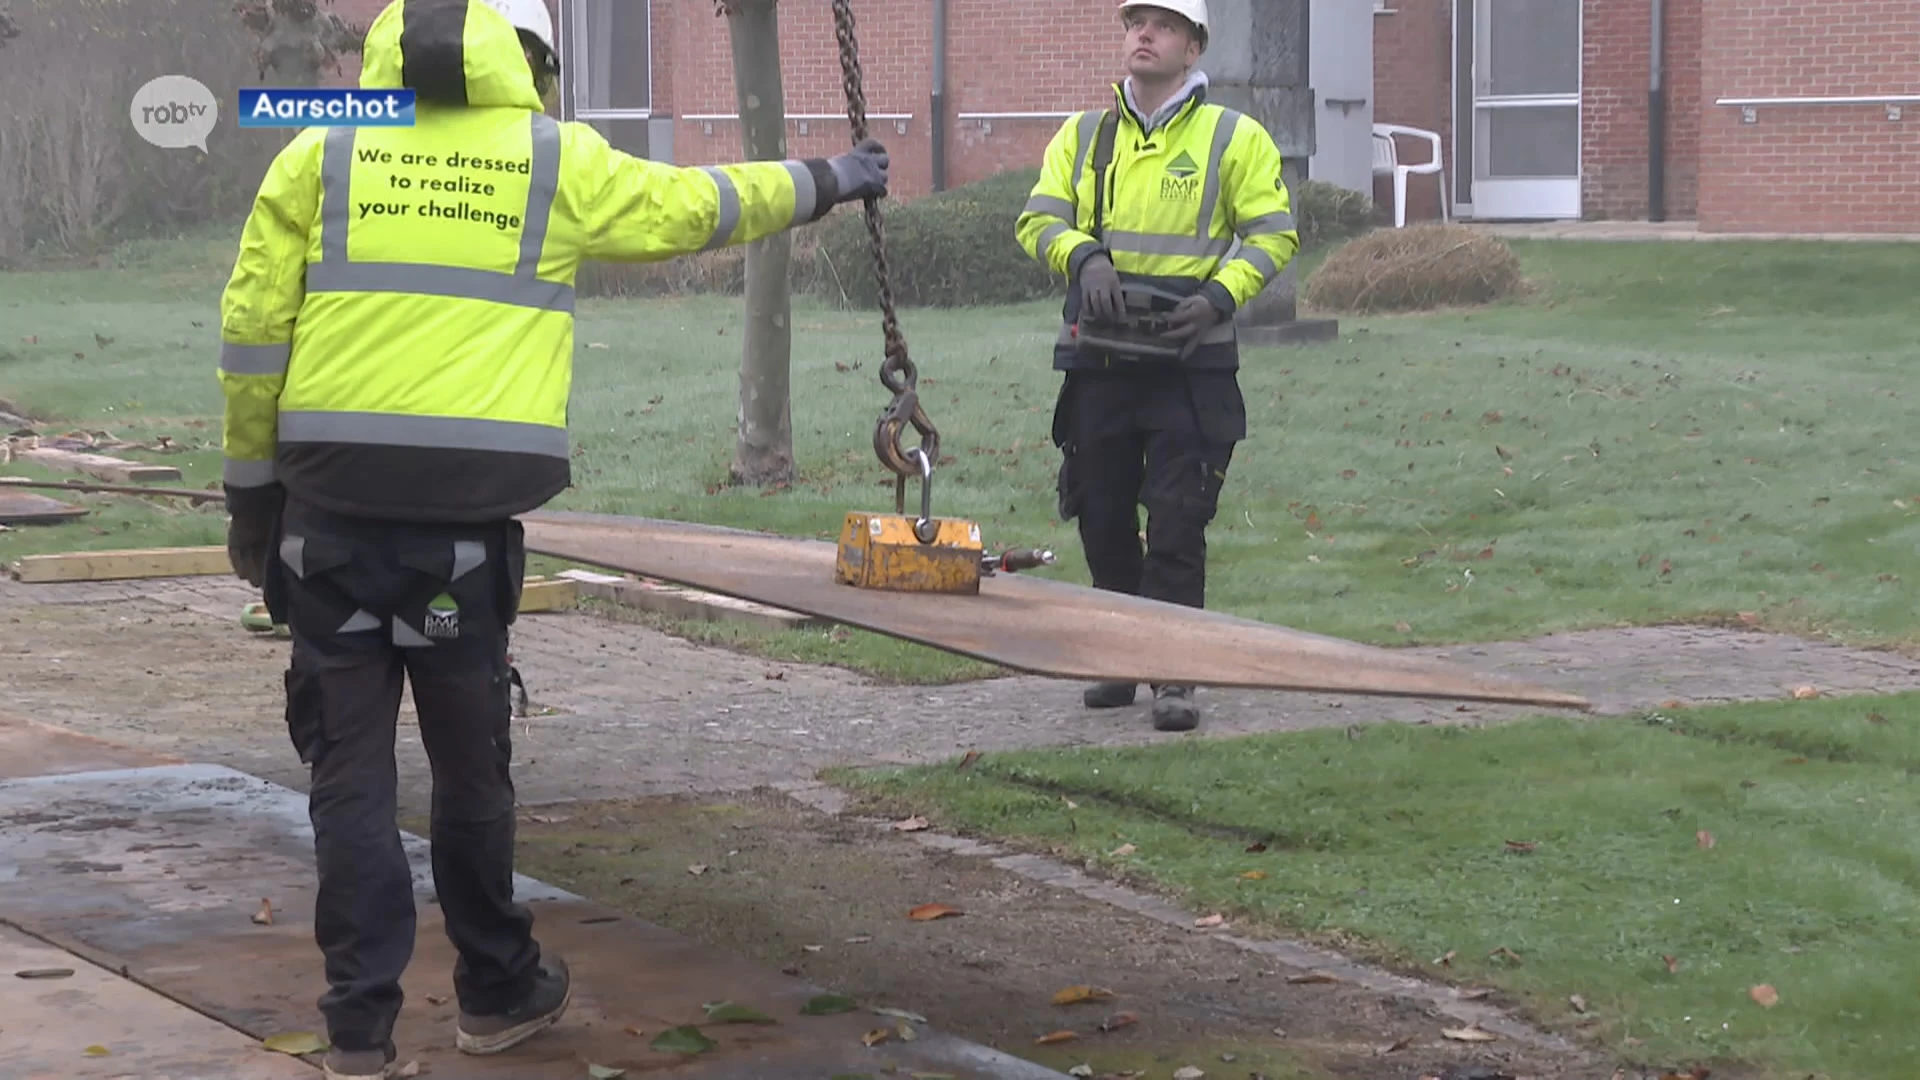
left=283, top=665, right=329, bottom=765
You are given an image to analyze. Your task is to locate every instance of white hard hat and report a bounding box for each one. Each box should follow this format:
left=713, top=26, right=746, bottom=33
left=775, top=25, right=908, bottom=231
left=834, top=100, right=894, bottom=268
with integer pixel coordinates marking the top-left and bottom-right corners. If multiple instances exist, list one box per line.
left=1118, top=0, right=1209, bottom=36
left=477, top=0, right=555, bottom=59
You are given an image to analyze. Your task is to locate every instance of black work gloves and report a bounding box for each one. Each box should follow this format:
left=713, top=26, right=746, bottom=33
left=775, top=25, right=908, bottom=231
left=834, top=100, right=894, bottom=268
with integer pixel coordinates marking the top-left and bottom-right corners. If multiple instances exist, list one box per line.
left=223, top=483, right=283, bottom=589
left=227, top=512, right=272, bottom=587
left=827, top=138, right=890, bottom=204
left=1077, top=252, right=1125, bottom=323
left=1162, top=293, right=1229, bottom=361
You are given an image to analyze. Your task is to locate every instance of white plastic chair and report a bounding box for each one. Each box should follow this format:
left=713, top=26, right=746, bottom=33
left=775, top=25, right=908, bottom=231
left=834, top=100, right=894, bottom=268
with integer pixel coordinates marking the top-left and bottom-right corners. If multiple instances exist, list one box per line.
left=1371, top=123, right=1449, bottom=227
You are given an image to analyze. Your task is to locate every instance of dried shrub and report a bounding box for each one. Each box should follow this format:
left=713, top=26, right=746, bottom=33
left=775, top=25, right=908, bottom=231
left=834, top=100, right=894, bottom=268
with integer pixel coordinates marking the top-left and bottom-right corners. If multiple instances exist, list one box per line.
left=1303, top=224, right=1524, bottom=315
left=576, top=230, right=828, bottom=300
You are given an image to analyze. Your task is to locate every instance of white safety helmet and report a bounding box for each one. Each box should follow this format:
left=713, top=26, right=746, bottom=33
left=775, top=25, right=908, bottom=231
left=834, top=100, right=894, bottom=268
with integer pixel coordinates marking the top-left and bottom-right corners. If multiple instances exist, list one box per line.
left=477, top=0, right=556, bottom=60
left=1117, top=0, right=1209, bottom=47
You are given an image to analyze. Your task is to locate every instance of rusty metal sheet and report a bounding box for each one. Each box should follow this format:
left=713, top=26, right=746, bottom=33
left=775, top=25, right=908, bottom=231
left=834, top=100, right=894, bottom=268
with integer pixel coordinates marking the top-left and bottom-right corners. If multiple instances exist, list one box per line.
left=520, top=511, right=1591, bottom=710
left=0, top=763, right=1069, bottom=1080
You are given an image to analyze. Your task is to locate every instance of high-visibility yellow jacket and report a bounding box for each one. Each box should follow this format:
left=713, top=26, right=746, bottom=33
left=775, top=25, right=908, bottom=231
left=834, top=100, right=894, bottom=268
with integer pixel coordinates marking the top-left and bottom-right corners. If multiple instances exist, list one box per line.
left=218, top=0, right=850, bottom=524
left=1015, top=75, right=1299, bottom=371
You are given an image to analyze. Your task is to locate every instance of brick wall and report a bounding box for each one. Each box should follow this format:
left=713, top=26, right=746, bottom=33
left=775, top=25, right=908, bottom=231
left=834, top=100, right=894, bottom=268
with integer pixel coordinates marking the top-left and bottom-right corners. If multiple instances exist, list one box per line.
left=1581, top=0, right=1702, bottom=220
left=1699, top=0, right=1920, bottom=232
left=1370, top=0, right=1453, bottom=222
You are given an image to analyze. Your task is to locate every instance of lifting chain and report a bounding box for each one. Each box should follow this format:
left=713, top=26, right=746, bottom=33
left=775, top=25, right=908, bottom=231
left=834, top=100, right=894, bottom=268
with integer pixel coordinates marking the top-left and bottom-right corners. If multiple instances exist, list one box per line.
left=831, top=0, right=941, bottom=537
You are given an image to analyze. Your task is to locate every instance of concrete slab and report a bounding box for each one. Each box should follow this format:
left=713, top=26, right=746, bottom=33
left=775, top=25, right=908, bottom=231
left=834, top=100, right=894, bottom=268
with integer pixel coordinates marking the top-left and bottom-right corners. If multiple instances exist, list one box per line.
left=0, top=711, right=179, bottom=781
left=0, top=762, right=1065, bottom=1079
left=0, top=923, right=316, bottom=1080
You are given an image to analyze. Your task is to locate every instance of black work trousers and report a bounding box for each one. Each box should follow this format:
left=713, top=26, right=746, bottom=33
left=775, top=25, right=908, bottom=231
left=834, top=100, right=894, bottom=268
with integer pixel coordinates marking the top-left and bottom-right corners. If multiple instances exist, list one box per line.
left=1052, top=365, right=1245, bottom=611
left=263, top=495, right=541, bottom=1053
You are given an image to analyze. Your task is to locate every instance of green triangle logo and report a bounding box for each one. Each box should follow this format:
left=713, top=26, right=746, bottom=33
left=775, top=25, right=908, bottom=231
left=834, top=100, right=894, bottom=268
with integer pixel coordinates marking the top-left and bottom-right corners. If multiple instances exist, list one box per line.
left=1165, top=150, right=1199, bottom=178
left=427, top=592, right=459, bottom=615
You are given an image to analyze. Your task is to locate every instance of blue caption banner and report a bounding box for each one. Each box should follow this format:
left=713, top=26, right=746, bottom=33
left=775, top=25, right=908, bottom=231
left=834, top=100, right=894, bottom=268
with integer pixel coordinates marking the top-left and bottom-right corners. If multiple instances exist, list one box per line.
left=237, top=87, right=416, bottom=128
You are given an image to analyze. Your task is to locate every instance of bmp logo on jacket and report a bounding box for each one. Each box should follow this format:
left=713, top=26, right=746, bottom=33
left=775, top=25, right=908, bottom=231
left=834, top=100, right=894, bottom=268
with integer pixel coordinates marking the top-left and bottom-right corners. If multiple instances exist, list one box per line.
left=423, top=592, right=461, bottom=639
left=1160, top=150, right=1202, bottom=202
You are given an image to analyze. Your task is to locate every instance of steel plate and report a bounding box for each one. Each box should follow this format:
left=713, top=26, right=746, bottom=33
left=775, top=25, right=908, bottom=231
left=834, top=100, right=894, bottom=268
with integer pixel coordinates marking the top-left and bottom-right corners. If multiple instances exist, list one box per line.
left=519, top=511, right=1591, bottom=710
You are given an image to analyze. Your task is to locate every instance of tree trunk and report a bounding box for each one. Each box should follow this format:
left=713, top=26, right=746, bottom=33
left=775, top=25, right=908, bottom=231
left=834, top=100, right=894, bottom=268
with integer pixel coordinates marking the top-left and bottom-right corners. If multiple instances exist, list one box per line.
left=724, top=0, right=794, bottom=488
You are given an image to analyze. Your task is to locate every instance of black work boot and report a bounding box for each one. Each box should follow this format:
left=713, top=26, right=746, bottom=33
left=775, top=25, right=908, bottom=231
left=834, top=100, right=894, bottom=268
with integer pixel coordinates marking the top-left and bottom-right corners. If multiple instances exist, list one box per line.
left=323, top=1042, right=397, bottom=1080
left=455, top=954, right=572, bottom=1056
left=1083, top=681, right=1138, bottom=709
left=1151, top=685, right=1199, bottom=732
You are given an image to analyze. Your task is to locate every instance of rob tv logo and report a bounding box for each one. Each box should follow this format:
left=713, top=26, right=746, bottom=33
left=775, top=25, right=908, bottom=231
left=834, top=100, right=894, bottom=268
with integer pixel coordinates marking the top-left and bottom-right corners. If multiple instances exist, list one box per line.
left=129, top=75, right=220, bottom=152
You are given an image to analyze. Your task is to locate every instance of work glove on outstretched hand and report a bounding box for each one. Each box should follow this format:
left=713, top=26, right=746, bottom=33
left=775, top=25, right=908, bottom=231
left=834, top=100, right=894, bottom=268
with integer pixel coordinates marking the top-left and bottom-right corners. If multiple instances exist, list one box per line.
left=828, top=138, right=890, bottom=204
left=223, top=484, right=283, bottom=589
left=1161, top=293, right=1227, bottom=361
left=1076, top=252, right=1125, bottom=323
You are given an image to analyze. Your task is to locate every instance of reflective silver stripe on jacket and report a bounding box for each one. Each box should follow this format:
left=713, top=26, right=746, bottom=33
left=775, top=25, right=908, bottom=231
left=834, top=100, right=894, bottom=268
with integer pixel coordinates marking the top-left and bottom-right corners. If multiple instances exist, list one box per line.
left=223, top=457, right=277, bottom=486
left=1055, top=319, right=1235, bottom=348
left=219, top=342, right=292, bottom=376
left=278, top=410, right=571, bottom=459
left=313, top=114, right=570, bottom=312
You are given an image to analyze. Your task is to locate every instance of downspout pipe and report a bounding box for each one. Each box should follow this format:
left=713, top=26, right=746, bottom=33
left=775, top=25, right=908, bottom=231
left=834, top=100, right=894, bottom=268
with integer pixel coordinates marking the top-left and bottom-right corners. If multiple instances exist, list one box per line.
left=1648, top=0, right=1667, bottom=221
left=931, top=0, right=949, bottom=192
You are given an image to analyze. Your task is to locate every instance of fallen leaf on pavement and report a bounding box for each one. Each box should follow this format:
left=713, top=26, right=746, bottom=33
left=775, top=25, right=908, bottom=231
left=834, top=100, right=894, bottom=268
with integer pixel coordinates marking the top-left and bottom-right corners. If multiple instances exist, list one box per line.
left=1285, top=972, right=1339, bottom=985
left=623, top=1025, right=645, bottom=1036
left=425, top=994, right=448, bottom=1006
left=649, top=1026, right=716, bottom=1055
left=895, top=1019, right=917, bottom=1041
left=874, top=1007, right=928, bottom=1024
left=252, top=898, right=274, bottom=925
left=704, top=1001, right=776, bottom=1024
left=1052, top=985, right=1114, bottom=1006
left=800, top=994, right=858, bottom=1015
left=863, top=1027, right=892, bottom=1047
left=84, top=1045, right=111, bottom=1057
left=588, top=1066, right=627, bottom=1079
left=262, top=1032, right=328, bottom=1055
left=1749, top=984, right=1780, bottom=1008
left=687, top=864, right=708, bottom=876
left=908, top=903, right=962, bottom=921
left=1697, top=830, right=1716, bottom=850
left=1035, top=1030, right=1078, bottom=1045
left=1441, top=1025, right=1498, bottom=1042
left=1193, top=914, right=1225, bottom=929
left=1098, top=1011, right=1138, bottom=1032
left=893, top=816, right=930, bottom=832
left=1792, top=685, right=1820, bottom=699
left=1380, top=1036, right=1411, bottom=1054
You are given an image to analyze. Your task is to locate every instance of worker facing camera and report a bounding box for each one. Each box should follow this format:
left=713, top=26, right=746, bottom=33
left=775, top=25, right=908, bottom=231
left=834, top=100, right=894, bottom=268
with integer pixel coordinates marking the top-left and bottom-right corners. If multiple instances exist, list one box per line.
left=1014, top=0, right=1301, bottom=733
left=214, top=0, right=884, bottom=1076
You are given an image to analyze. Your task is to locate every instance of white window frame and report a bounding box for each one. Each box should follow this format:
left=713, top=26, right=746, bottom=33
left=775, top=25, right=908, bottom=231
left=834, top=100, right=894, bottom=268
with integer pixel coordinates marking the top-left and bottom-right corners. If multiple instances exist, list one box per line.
left=558, top=0, right=654, bottom=122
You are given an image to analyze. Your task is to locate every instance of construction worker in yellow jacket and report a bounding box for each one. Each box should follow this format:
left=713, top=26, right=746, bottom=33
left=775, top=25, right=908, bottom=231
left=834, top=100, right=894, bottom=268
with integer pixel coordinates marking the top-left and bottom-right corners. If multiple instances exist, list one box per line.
left=1016, top=0, right=1298, bottom=733
left=215, top=1, right=887, bottom=1076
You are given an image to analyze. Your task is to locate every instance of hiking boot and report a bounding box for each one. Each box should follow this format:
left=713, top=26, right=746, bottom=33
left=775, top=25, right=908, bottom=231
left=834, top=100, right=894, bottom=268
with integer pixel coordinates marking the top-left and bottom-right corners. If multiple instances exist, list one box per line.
left=1083, top=681, right=1138, bottom=709
left=455, top=954, right=572, bottom=1056
left=323, top=1043, right=398, bottom=1080
left=1151, top=685, right=1199, bottom=732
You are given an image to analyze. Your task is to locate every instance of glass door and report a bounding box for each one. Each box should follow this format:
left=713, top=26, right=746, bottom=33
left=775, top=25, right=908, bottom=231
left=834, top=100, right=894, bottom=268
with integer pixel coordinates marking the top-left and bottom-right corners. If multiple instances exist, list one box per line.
left=1461, top=0, right=1582, bottom=220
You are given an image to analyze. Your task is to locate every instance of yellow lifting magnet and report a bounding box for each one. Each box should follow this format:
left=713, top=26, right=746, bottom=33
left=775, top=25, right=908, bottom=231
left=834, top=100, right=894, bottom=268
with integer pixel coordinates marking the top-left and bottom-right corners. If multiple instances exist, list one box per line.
left=832, top=449, right=1054, bottom=595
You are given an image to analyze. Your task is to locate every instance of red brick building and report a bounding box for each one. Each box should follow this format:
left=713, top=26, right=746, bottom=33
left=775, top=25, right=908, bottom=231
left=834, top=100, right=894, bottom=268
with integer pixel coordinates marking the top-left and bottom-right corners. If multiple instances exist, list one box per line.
left=328, top=0, right=1918, bottom=234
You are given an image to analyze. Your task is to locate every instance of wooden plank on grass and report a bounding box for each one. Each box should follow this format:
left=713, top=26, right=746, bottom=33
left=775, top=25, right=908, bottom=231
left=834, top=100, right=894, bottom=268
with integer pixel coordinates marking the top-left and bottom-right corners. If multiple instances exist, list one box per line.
left=516, top=575, right=578, bottom=613
left=9, top=545, right=232, bottom=583
left=558, top=568, right=827, bottom=633
left=0, top=490, right=89, bottom=526
left=12, top=447, right=182, bottom=483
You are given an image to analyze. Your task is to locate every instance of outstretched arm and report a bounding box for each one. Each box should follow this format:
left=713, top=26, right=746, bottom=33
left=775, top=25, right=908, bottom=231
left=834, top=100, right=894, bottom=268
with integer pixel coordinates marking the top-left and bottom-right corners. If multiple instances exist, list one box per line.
left=573, top=125, right=886, bottom=263
left=218, top=130, right=320, bottom=516
left=1200, top=114, right=1301, bottom=315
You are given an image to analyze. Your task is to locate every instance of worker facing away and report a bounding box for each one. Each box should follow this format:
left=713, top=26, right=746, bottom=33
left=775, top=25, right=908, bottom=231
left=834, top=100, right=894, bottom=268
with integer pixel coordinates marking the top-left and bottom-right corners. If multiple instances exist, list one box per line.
left=215, top=0, right=887, bottom=1076
left=1015, top=0, right=1300, bottom=732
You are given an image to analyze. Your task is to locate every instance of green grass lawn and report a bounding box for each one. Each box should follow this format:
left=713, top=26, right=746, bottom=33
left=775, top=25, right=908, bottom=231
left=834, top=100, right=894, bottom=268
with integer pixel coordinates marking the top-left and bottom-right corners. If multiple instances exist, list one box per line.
left=3, top=227, right=1917, bottom=679
left=832, top=692, right=1920, bottom=1080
